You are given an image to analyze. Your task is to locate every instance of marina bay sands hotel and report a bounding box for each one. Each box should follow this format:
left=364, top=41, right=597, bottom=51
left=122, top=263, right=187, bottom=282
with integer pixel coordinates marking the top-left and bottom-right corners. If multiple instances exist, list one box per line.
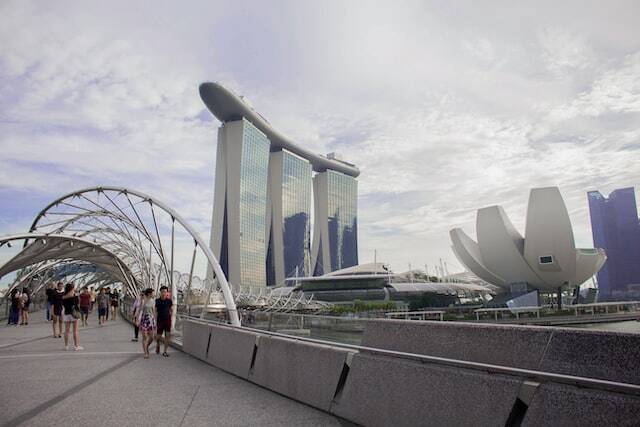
left=200, top=82, right=359, bottom=290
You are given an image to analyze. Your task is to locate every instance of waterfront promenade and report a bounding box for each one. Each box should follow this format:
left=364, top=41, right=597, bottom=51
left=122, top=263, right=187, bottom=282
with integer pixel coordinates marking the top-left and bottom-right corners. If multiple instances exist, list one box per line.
left=0, top=313, right=343, bottom=427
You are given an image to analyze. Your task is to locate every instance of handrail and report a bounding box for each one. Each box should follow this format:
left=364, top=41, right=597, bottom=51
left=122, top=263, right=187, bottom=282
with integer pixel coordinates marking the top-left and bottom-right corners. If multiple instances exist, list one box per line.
left=180, top=314, right=640, bottom=397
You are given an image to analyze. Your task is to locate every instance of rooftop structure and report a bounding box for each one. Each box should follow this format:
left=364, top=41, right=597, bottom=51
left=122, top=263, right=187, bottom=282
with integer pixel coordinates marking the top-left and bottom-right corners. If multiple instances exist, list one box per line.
left=285, top=262, right=493, bottom=305
left=450, top=187, right=607, bottom=293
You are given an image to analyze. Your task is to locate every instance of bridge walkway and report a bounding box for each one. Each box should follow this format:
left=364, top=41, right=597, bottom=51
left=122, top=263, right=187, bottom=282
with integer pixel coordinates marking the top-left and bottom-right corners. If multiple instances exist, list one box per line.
left=0, top=312, right=343, bottom=427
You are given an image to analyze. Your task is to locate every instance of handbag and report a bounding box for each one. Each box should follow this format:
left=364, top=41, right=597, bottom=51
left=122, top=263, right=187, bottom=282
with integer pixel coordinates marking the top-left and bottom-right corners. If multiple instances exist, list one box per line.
left=72, top=305, right=82, bottom=319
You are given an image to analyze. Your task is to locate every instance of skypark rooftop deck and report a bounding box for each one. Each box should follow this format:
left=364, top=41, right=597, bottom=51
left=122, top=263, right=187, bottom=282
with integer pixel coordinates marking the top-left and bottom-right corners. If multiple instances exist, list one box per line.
left=0, top=313, right=342, bottom=427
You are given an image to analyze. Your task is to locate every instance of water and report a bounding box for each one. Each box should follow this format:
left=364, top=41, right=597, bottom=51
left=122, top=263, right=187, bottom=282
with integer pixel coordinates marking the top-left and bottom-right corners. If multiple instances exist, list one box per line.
left=574, top=320, right=640, bottom=334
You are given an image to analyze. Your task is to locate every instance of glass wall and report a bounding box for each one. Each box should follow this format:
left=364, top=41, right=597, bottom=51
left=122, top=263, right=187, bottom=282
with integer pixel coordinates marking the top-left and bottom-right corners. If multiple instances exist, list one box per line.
left=326, top=170, right=358, bottom=271
left=239, top=119, right=270, bottom=288
left=281, top=151, right=312, bottom=279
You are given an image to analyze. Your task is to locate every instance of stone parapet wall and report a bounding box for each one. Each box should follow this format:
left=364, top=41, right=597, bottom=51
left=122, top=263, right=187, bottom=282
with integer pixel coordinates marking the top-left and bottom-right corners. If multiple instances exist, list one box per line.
left=182, top=319, right=640, bottom=426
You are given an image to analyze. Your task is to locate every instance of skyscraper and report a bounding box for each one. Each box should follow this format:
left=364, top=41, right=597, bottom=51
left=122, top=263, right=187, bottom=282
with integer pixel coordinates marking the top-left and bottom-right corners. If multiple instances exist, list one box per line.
left=311, top=170, right=359, bottom=276
left=200, top=82, right=360, bottom=291
left=266, top=149, right=312, bottom=286
left=588, top=187, right=640, bottom=297
left=210, top=119, right=271, bottom=290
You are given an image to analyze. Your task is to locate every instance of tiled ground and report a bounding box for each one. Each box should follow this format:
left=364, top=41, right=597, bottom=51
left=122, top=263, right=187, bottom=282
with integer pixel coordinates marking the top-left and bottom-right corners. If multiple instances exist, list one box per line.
left=0, top=312, right=345, bottom=426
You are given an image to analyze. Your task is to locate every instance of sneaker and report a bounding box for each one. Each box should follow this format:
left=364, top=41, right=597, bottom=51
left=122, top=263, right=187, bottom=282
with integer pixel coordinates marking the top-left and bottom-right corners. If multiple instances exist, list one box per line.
left=74, top=346, right=84, bottom=351
left=64, top=345, right=69, bottom=351
left=131, top=338, right=138, bottom=342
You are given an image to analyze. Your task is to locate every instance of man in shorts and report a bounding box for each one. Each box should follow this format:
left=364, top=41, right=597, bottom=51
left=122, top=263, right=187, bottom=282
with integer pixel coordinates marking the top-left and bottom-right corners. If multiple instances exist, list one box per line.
left=51, top=282, right=64, bottom=337
left=155, top=286, right=173, bottom=357
left=89, top=287, right=96, bottom=312
left=96, top=288, right=109, bottom=326
left=79, top=288, right=91, bottom=326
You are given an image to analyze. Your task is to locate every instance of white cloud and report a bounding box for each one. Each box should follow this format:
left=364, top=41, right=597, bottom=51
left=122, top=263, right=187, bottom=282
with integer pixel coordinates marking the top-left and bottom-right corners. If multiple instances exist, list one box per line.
left=1, top=0, right=639, bottom=277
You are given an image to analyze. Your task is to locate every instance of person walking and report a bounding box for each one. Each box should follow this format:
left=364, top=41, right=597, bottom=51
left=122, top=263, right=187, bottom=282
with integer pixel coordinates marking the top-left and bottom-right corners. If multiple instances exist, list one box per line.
left=104, top=287, right=110, bottom=321
left=137, top=288, right=156, bottom=359
left=96, top=288, right=108, bottom=326
left=89, top=287, right=96, bottom=312
left=62, top=282, right=83, bottom=351
left=155, top=286, right=173, bottom=357
left=131, top=292, right=143, bottom=342
left=110, top=290, right=119, bottom=321
left=45, top=283, right=55, bottom=322
left=20, top=288, right=30, bottom=325
left=79, top=288, right=91, bottom=327
left=8, top=289, right=20, bottom=325
left=51, top=282, right=64, bottom=337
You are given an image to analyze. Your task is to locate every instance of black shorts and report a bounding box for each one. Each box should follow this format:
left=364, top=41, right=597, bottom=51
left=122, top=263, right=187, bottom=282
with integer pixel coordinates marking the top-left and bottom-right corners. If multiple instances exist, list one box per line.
left=98, top=307, right=107, bottom=316
left=80, top=307, right=89, bottom=315
left=157, top=318, right=171, bottom=334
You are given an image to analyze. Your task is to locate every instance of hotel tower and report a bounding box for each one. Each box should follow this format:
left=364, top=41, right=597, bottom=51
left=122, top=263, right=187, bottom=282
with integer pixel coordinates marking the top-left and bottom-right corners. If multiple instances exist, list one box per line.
left=200, top=82, right=359, bottom=291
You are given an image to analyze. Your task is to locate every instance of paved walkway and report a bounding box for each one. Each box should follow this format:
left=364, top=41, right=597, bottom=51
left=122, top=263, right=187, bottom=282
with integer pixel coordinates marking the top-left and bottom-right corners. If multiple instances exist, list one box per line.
left=0, top=312, right=344, bottom=427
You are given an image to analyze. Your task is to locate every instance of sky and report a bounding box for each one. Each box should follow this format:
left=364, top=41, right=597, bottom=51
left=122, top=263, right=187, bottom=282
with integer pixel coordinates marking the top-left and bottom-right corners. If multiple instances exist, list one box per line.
left=1, top=0, right=639, bottom=275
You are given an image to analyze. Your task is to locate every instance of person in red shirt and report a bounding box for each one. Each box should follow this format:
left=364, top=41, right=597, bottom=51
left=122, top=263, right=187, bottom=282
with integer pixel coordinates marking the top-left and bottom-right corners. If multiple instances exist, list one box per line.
left=79, top=288, right=92, bottom=327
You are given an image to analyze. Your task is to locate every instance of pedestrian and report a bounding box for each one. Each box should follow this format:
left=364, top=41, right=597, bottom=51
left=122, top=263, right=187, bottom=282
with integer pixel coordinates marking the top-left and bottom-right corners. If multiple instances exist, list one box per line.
left=155, top=286, right=173, bottom=357
left=96, top=288, right=108, bottom=326
left=131, top=292, right=143, bottom=342
left=51, top=282, right=64, bottom=338
left=137, top=288, right=156, bottom=359
left=62, top=282, right=83, bottom=351
left=110, top=289, right=119, bottom=321
left=79, top=288, right=91, bottom=327
left=8, top=289, right=20, bottom=325
left=45, top=283, right=55, bottom=322
left=20, top=288, right=30, bottom=325
left=104, top=287, right=110, bottom=321
left=89, top=287, right=96, bottom=312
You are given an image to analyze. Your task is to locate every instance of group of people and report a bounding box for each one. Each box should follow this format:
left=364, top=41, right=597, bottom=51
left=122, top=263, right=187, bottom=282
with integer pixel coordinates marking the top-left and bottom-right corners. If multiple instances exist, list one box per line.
left=131, top=286, right=173, bottom=359
left=43, top=283, right=122, bottom=351
left=7, top=287, right=31, bottom=325
left=46, top=284, right=120, bottom=327
left=7, top=282, right=172, bottom=358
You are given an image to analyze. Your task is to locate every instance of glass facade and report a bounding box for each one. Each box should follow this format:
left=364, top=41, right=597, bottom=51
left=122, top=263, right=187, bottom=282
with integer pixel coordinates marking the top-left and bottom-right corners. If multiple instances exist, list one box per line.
left=588, top=187, right=640, bottom=298
left=238, top=119, right=270, bottom=288
left=326, top=170, right=358, bottom=271
left=281, top=151, right=312, bottom=279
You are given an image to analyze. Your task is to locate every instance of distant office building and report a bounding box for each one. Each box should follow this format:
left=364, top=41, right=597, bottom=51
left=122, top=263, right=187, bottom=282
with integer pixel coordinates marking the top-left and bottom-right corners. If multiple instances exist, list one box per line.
left=266, top=149, right=313, bottom=286
left=588, top=187, right=640, bottom=297
left=200, top=82, right=359, bottom=291
left=311, top=170, right=359, bottom=276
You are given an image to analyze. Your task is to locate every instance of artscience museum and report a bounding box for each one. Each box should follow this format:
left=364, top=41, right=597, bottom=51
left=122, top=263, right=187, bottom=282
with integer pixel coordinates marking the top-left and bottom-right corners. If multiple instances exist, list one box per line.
left=449, top=187, right=607, bottom=298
